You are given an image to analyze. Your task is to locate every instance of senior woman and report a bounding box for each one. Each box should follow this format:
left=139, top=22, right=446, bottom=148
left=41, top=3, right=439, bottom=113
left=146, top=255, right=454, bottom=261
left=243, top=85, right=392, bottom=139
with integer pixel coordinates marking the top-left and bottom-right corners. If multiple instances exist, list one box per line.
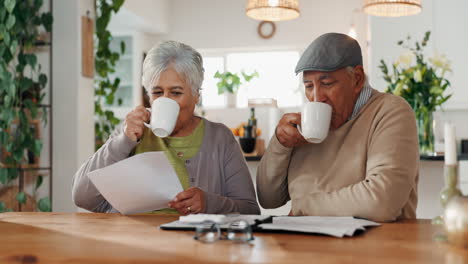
left=72, top=41, right=260, bottom=215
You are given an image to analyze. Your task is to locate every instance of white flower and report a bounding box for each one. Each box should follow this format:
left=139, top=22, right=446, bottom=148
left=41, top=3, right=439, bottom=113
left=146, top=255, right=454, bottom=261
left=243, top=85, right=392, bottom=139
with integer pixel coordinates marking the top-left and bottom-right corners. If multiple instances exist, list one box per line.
left=394, top=82, right=404, bottom=96
left=429, top=53, right=452, bottom=72
left=397, top=51, right=414, bottom=67
left=414, top=70, right=422, bottom=82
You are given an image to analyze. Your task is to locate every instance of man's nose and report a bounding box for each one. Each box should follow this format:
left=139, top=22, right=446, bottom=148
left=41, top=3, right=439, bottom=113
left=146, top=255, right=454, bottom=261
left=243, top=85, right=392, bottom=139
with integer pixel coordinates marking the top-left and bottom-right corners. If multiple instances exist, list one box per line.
left=314, top=88, right=327, bottom=103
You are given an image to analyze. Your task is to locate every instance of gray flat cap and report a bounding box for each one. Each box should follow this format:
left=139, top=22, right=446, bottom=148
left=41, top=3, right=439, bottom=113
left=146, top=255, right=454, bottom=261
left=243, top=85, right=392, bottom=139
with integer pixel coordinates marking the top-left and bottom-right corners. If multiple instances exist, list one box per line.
left=295, top=33, right=362, bottom=74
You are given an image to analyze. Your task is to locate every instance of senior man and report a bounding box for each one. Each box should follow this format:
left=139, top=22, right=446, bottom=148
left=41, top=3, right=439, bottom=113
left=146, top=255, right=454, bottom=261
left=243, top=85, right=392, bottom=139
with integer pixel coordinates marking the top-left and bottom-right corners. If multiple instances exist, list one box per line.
left=257, top=33, right=419, bottom=222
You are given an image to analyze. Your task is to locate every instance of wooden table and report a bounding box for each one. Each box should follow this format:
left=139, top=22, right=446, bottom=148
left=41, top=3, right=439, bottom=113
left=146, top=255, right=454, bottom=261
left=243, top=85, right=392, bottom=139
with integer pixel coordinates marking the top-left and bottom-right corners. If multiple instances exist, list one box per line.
left=0, top=213, right=467, bottom=264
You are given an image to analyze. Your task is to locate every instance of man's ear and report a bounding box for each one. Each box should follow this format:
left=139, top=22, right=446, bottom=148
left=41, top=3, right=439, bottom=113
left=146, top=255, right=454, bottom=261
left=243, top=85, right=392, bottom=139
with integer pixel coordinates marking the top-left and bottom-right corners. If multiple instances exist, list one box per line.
left=353, top=65, right=365, bottom=93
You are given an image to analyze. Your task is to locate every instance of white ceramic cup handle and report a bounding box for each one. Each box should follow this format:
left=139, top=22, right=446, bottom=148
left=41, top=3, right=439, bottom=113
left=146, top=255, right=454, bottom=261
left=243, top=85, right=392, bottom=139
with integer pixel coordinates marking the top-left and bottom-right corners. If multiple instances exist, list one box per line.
left=296, top=124, right=305, bottom=137
left=143, top=108, right=152, bottom=128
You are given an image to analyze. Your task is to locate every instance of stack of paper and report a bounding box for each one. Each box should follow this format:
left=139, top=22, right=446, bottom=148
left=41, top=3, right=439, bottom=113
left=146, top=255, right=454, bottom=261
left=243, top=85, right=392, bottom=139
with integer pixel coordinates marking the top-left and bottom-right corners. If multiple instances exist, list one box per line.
left=161, top=215, right=380, bottom=237
left=258, top=216, right=380, bottom=237
left=179, top=214, right=227, bottom=224
left=88, top=151, right=183, bottom=215
left=179, top=214, right=271, bottom=226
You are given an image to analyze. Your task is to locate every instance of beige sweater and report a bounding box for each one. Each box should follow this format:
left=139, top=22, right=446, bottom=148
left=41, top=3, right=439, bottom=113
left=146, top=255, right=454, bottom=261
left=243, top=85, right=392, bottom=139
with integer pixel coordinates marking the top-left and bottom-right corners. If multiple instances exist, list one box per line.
left=257, top=89, right=419, bottom=222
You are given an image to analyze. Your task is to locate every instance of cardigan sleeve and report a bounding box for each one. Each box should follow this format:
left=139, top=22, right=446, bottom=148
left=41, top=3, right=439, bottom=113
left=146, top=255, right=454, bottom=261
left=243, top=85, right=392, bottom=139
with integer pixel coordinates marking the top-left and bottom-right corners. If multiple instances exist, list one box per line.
left=204, top=126, right=260, bottom=215
left=72, top=124, right=138, bottom=212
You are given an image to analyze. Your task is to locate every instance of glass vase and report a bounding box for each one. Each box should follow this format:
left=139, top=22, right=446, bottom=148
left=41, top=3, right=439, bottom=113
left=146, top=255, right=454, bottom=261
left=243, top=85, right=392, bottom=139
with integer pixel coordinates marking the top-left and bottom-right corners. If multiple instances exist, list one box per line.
left=417, top=110, right=435, bottom=156
left=432, top=164, right=462, bottom=225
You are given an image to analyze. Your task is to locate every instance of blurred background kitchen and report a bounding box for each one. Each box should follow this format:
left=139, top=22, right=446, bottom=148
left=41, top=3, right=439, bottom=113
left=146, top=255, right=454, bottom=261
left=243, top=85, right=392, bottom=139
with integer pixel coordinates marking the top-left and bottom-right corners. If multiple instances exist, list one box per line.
left=0, top=0, right=467, bottom=217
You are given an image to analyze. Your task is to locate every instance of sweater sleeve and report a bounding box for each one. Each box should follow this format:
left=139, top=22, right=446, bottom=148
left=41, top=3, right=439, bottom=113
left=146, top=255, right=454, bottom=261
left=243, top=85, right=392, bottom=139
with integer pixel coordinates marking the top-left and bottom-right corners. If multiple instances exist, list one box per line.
left=204, top=129, right=260, bottom=215
left=292, top=97, right=419, bottom=222
left=256, top=134, right=293, bottom=209
left=72, top=124, right=138, bottom=212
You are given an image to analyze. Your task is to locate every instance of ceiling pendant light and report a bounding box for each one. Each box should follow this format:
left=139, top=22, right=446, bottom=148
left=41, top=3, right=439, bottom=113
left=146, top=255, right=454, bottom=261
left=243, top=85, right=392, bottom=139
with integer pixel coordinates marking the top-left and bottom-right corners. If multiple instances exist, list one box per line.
left=246, top=0, right=300, bottom=22
left=363, top=0, right=422, bottom=17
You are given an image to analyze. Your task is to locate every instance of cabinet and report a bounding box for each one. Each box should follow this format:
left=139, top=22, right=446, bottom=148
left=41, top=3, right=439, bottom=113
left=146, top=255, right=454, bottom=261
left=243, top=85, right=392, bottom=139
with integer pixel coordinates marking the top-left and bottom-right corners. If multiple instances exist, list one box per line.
left=458, top=160, right=468, bottom=194
left=107, top=34, right=144, bottom=119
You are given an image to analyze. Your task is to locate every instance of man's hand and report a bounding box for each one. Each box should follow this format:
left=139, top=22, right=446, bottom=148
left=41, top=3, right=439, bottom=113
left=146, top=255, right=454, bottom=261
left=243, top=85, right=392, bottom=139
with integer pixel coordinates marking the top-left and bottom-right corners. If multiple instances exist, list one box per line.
left=123, top=105, right=150, bottom=142
left=275, top=113, right=308, bottom=148
left=168, top=187, right=206, bottom=215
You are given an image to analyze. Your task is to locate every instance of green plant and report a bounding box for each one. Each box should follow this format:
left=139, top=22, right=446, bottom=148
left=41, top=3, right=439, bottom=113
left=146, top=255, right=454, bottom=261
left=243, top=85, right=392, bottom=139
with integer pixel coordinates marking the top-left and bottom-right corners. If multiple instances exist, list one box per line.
left=214, top=70, right=259, bottom=94
left=94, top=0, right=125, bottom=150
left=0, top=0, right=53, bottom=212
left=379, top=31, right=452, bottom=154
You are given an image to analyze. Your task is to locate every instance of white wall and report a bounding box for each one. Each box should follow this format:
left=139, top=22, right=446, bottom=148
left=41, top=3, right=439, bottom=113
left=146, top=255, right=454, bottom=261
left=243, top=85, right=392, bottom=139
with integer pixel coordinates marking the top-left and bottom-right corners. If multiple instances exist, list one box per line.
left=108, top=0, right=169, bottom=34
left=52, top=0, right=95, bottom=212
left=165, top=0, right=368, bottom=69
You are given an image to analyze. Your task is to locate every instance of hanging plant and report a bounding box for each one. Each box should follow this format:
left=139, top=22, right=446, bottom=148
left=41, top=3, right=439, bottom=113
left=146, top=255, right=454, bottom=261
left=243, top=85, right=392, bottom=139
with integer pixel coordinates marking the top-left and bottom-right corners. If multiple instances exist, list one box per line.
left=94, top=0, right=126, bottom=150
left=0, top=0, right=53, bottom=212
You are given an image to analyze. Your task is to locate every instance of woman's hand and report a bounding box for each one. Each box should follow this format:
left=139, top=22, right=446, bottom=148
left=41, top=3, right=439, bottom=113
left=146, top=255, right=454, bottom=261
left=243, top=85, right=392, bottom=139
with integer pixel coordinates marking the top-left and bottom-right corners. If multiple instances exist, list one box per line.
left=168, top=187, right=206, bottom=215
left=123, top=105, right=150, bottom=142
left=275, top=113, right=308, bottom=148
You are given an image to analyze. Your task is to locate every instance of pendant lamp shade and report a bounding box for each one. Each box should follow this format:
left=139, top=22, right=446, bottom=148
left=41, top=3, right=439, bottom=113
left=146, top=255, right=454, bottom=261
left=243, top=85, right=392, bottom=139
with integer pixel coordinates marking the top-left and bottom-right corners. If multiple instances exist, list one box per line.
left=246, top=0, right=300, bottom=22
left=363, top=0, right=422, bottom=17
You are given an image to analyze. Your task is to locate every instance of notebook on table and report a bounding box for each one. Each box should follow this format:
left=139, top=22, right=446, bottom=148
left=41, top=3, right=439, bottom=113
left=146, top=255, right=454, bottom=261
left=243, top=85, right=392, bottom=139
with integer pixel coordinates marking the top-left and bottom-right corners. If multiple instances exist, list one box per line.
left=159, top=214, right=380, bottom=238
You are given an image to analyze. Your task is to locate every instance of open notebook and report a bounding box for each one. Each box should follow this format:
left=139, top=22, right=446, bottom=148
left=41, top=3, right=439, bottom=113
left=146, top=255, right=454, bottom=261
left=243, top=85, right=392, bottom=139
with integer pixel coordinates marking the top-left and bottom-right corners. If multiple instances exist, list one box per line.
left=160, top=214, right=380, bottom=238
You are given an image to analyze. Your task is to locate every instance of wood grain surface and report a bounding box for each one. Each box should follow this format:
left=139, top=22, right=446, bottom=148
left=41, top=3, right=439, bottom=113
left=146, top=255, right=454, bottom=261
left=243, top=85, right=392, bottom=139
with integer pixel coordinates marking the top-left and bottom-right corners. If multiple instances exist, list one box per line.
left=0, top=212, right=466, bottom=264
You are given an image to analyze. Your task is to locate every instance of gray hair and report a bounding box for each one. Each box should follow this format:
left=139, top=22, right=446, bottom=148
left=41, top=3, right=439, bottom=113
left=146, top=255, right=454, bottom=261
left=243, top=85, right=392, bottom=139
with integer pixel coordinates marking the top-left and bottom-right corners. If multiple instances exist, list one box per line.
left=345, top=66, right=369, bottom=87
left=142, top=40, right=204, bottom=96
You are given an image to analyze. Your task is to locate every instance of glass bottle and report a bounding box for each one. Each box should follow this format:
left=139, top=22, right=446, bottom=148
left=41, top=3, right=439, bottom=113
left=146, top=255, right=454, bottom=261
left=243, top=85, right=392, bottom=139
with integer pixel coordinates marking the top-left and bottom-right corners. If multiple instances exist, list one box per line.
left=433, top=164, right=462, bottom=225
left=248, top=107, right=257, bottom=138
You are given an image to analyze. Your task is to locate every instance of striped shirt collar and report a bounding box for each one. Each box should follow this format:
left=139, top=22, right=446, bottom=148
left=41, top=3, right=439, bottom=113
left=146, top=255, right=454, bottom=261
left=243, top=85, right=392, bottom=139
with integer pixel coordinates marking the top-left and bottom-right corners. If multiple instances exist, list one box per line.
left=349, top=82, right=372, bottom=120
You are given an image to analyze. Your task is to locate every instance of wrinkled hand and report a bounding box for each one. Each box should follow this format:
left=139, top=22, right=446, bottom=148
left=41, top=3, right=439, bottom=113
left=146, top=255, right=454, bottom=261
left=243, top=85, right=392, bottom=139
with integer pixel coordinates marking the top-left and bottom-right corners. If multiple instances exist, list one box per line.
left=275, top=113, right=308, bottom=148
left=123, top=105, right=150, bottom=142
left=168, top=187, right=206, bottom=215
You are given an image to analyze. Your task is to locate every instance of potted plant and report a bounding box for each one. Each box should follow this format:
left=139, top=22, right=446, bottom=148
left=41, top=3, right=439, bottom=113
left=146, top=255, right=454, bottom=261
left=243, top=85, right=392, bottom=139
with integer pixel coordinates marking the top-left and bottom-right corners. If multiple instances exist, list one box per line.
left=379, top=31, right=452, bottom=156
left=214, top=70, right=259, bottom=95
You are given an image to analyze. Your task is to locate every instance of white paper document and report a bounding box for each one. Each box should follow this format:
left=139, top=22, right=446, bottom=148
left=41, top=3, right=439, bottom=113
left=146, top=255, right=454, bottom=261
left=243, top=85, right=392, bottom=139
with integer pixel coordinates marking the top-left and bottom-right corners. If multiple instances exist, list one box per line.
left=259, top=216, right=380, bottom=237
left=179, top=214, right=271, bottom=226
left=160, top=215, right=379, bottom=237
left=160, top=214, right=272, bottom=230
left=88, top=151, right=183, bottom=215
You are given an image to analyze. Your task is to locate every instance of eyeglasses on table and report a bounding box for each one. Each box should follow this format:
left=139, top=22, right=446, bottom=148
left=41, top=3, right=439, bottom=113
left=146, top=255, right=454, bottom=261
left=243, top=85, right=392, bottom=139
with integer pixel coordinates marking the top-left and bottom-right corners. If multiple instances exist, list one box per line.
left=193, top=220, right=254, bottom=243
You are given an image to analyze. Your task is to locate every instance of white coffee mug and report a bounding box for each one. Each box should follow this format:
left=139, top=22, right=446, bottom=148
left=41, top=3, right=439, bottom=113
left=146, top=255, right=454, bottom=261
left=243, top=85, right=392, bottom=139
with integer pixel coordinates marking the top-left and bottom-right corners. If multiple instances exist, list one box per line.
left=144, top=97, right=180, bottom=138
left=298, top=102, right=332, bottom=143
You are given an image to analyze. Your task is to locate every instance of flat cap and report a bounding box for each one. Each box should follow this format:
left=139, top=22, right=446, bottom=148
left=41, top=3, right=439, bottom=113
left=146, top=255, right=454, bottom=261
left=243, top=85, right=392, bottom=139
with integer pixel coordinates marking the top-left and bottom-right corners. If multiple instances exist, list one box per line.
left=295, top=33, right=362, bottom=74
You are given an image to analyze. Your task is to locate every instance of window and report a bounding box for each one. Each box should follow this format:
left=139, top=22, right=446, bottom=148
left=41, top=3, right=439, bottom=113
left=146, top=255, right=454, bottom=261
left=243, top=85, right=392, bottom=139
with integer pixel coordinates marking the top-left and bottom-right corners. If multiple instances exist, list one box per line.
left=201, top=50, right=302, bottom=108
left=201, top=57, right=225, bottom=108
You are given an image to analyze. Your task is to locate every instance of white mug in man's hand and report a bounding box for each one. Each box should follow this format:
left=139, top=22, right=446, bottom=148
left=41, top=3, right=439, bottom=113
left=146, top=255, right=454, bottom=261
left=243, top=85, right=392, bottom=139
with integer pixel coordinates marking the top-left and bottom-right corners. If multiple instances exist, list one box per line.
left=145, top=97, right=180, bottom=138
left=298, top=102, right=332, bottom=143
